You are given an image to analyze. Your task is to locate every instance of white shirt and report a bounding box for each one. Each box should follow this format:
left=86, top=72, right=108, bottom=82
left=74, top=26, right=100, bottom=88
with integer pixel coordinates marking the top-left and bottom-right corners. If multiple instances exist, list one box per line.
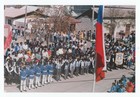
left=17, top=53, right=23, bottom=58
left=42, top=51, right=48, bottom=58
left=19, top=45, right=23, bottom=51
left=85, top=61, right=89, bottom=66
left=81, top=61, right=85, bottom=68
left=31, top=53, right=35, bottom=60
left=70, top=62, right=75, bottom=71
left=23, top=44, right=28, bottom=50
left=68, top=49, right=72, bottom=53
left=24, top=54, right=29, bottom=60
left=56, top=62, right=62, bottom=69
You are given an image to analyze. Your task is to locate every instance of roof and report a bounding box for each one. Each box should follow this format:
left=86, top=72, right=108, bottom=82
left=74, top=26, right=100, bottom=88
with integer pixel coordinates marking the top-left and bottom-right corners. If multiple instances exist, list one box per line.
left=4, top=7, right=48, bottom=19
left=5, top=7, right=35, bottom=18
left=68, top=17, right=81, bottom=24
left=76, top=8, right=98, bottom=19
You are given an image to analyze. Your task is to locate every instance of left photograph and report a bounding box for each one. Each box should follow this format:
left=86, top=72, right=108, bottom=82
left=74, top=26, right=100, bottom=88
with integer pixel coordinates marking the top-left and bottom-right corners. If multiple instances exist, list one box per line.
left=4, top=5, right=95, bottom=92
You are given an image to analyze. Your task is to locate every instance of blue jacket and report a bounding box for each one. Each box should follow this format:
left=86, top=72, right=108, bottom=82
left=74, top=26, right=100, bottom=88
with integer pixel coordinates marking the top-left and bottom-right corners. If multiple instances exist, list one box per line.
left=42, top=65, right=48, bottom=75
left=46, top=65, right=50, bottom=74
left=116, top=84, right=120, bottom=91
left=32, top=64, right=36, bottom=70
left=48, top=64, right=54, bottom=75
left=28, top=68, right=35, bottom=79
left=20, top=69, right=27, bottom=80
left=110, top=86, right=117, bottom=92
left=35, top=65, right=41, bottom=77
left=14, top=45, right=20, bottom=53
left=26, top=65, right=31, bottom=77
left=118, top=88, right=125, bottom=92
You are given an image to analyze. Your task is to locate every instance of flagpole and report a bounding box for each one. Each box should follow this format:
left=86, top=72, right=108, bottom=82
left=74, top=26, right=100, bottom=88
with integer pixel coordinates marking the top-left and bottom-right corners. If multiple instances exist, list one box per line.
left=91, top=5, right=95, bottom=34
left=91, top=5, right=96, bottom=92
left=92, top=53, right=97, bottom=92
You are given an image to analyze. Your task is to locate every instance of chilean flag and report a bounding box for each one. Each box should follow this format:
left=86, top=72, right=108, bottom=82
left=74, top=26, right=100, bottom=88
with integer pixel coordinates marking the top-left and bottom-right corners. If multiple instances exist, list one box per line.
left=4, top=24, right=12, bottom=50
left=95, top=5, right=106, bottom=82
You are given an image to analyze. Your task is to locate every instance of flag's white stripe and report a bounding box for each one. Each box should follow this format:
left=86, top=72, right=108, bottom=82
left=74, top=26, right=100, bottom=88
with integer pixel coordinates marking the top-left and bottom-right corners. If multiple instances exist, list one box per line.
left=102, top=6, right=107, bottom=71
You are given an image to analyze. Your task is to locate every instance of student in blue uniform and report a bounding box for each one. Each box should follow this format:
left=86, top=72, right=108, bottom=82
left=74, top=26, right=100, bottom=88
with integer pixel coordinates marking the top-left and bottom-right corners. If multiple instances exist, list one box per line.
left=109, top=83, right=117, bottom=92
left=20, top=64, right=27, bottom=92
left=48, top=60, right=54, bottom=83
left=41, top=61, right=48, bottom=85
left=118, top=85, right=125, bottom=92
left=121, top=75, right=127, bottom=87
left=28, top=65, right=35, bottom=90
left=35, top=61, right=41, bottom=88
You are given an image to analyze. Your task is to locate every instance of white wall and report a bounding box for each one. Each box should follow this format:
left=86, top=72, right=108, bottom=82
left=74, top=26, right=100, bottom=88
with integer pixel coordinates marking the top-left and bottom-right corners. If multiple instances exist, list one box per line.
left=76, top=18, right=135, bottom=35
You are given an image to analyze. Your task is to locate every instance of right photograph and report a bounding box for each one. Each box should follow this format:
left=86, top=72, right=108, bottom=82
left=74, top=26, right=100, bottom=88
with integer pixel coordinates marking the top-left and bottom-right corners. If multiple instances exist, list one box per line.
left=4, top=5, right=135, bottom=92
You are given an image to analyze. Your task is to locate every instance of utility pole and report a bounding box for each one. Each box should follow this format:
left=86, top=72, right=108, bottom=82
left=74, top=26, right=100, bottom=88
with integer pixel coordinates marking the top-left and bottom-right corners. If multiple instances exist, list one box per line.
left=24, top=5, right=27, bottom=38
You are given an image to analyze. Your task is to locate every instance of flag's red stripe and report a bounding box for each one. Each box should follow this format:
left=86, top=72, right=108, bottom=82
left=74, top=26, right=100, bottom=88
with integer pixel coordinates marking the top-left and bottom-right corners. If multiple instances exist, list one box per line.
left=4, top=31, right=12, bottom=50
left=96, top=22, right=105, bottom=82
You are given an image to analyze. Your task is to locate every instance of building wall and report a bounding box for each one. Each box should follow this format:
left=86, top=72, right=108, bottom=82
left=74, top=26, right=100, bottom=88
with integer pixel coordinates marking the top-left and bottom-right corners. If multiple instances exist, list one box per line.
left=5, top=17, right=13, bottom=25
left=76, top=17, right=135, bottom=37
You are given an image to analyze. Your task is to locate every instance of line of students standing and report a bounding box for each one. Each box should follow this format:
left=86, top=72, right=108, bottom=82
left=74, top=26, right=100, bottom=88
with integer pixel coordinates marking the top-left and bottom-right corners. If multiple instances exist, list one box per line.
left=20, top=56, right=95, bottom=92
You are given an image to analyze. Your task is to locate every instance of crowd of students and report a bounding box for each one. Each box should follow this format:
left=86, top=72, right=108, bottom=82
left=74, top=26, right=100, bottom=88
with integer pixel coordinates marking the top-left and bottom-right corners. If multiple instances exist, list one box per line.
left=4, top=27, right=95, bottom=92
left=105, top=31, right=135, bottom=71
left=4, top=25, right=135, bottom=92
left=108, top=75, right=135, bottom=92
left=106, top=31, right=135, bottom=93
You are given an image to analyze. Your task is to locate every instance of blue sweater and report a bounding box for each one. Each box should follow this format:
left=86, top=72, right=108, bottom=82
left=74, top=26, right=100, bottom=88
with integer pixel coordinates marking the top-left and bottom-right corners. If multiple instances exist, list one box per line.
left=48, top=64, right=54, bottom=75
left=20, top=69, right=27, bottom=80
left=35, top=65, right=41, bottom=77
left=42, top=65, right=48, bottom=75
left=28, top=68, right=35, bottom=79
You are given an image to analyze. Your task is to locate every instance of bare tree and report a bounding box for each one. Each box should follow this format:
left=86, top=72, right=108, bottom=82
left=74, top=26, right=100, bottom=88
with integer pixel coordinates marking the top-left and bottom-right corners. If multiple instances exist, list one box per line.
left=46, top=5, right=71, bottom=33
left=28, top=5, right=72, bottom=45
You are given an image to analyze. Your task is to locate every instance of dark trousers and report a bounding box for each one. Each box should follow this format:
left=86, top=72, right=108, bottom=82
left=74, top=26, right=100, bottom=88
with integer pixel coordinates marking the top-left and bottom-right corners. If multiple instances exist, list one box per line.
left=70, top=70, right=74, bottom=78
left=85, top=66, right=89, bottom=73
left=107, top=62, right=112, bottom=71
left=81, top=67, right=84, bottom=75
left=64, top=69, right=69, bottom=79
left=75, top=67, right=79, bottom=76
left=56, top=69, right=61, bottom=81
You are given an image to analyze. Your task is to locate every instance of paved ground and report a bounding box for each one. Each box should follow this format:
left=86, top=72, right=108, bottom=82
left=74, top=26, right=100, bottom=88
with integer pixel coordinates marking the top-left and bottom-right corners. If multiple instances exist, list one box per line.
left=4, top=67, right=134, bottom=92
